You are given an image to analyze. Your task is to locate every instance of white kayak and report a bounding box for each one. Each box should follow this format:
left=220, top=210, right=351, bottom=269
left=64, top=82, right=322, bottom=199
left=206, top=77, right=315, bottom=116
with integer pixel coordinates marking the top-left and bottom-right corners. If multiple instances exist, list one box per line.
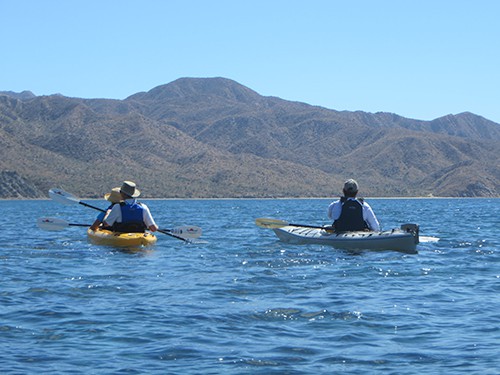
left=272, top=224, right=419, bottom=253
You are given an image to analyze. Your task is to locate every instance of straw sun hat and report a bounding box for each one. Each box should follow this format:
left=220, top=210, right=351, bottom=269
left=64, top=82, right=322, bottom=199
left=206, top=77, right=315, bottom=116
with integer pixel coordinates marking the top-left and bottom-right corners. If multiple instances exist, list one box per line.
left=104, top=187, right=122, bottom=203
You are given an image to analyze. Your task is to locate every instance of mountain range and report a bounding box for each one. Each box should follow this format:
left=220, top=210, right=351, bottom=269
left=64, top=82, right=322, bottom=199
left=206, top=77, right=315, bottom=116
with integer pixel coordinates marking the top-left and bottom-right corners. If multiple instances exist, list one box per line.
left=0, top=77, right=498, bottom=198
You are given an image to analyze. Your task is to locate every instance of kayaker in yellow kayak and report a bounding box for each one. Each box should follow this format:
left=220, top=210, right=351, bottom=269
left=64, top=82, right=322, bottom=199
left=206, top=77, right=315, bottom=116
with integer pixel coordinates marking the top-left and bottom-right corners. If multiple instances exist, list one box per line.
left=102, top=181, right=159, bottom=233
left=89, top=187, right=122, bottom=231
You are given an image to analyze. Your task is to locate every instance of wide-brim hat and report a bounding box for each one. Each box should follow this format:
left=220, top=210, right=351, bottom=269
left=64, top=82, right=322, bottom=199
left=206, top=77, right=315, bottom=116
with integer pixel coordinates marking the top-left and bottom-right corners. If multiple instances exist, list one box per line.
left=343, top=179, right=359, bottom=193
left=104, top=187, right=122, bottom=203
left=120, top=180, right=141, bottom=198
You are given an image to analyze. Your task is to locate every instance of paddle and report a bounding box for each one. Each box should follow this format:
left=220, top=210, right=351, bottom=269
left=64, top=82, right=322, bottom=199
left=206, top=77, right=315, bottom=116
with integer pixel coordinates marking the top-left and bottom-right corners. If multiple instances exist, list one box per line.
left=157, top=229, right=189, bottom=242
left=38, top=217, right=202, bottom=239
left=154, top=226, right=203, bottom=242
left=48, top=188, right=202, bottom=242
left=158, top=226, right=202, bottom=239
left=37, top=217, right=90, bottom=231
left=49, top=188, right=105, bottom=212
left=255, top=218, right=328, bottom=230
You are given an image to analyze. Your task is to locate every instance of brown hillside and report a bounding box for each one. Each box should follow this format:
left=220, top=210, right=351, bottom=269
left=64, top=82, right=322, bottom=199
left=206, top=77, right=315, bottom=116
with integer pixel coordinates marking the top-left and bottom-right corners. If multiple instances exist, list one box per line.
left=0, top=77, right=498, bottom=198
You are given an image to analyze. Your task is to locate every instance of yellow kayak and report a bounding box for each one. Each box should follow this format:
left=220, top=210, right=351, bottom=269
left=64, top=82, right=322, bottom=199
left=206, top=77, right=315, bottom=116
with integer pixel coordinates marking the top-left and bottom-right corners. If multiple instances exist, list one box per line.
left=87, top=228, right=157, bottom=247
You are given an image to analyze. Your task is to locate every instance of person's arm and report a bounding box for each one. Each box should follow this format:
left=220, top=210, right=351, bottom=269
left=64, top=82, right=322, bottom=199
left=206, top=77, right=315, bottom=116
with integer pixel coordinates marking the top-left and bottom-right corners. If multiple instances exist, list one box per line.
left=89, top=211, right=106, bottom=231
left=103, top=204, right=120, bottom=227
left=327, top=200, right=342, bottom=221
left=141, top=204, right=158, bottom=232
left=89, top=219, right=101, bottom=231
left=363, top=203, right=380, bottom=231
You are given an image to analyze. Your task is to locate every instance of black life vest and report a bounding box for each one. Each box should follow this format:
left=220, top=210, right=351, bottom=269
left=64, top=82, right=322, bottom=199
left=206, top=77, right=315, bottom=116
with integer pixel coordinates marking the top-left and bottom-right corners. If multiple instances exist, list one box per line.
left=333, top=197, right=368, bottom=232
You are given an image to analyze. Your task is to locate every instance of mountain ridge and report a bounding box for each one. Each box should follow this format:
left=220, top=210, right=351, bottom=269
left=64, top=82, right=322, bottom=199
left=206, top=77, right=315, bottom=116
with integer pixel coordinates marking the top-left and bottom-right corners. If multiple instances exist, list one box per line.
left=0, top=77, right=498, bottom=198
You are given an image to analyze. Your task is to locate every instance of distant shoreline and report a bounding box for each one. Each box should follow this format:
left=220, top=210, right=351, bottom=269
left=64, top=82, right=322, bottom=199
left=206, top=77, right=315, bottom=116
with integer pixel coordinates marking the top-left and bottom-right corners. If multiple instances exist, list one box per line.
left=1, top=196, right=498, bottom=201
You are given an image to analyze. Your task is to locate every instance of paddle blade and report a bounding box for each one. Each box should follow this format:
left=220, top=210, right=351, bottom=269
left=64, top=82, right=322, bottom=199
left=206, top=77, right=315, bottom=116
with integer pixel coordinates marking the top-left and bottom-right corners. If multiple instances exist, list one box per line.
left=49, top=188, right=80, bottom=205
left=255, top=218, right=288, bottom=229
left=158, top=226, right=202, bottom=240
left=168, top=225, right=202, bottom=239
left=37, top=217, right=69, bottom=231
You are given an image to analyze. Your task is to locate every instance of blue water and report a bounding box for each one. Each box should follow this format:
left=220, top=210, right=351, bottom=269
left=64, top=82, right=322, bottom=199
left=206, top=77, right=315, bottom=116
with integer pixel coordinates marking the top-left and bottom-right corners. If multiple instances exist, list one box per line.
left=1, top=198, right=499, bottom=374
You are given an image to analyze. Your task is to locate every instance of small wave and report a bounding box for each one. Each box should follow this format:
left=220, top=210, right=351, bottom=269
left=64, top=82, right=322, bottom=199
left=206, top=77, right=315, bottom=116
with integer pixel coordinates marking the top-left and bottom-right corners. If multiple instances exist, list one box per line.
left=251, top=308, right=362, bottom=322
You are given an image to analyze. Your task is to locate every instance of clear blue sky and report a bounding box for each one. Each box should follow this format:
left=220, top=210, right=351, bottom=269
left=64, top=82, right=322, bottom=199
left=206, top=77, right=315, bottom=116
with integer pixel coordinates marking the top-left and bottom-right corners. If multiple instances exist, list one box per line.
left=1, top=0, right=499, bottom=123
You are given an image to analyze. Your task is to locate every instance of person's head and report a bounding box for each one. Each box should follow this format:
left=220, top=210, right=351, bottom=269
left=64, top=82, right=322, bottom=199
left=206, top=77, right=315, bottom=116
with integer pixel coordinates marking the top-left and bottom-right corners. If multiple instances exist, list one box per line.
left=342, top=179, right=359, bottom=198
left=104, top=187, right=122, bottom=203
left=119, top=180, right=141, bottom=199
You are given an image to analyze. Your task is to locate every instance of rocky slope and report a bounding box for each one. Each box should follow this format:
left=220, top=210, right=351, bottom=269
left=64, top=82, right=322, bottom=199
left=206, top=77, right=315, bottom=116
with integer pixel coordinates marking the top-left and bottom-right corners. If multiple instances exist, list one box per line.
left=0, top=78, right=498, bottom=198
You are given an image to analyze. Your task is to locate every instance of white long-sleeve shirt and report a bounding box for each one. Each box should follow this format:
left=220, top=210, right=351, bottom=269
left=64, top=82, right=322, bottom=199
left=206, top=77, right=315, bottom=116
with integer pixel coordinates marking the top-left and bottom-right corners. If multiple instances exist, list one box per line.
left=103, top=199, right=157, bottom=228
left=327, top=197, right=381, bottom=231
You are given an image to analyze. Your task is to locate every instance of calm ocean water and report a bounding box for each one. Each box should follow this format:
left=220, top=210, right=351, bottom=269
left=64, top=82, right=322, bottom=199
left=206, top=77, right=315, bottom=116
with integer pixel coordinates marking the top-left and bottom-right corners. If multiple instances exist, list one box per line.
left=1, top=198, right=499, bottom=374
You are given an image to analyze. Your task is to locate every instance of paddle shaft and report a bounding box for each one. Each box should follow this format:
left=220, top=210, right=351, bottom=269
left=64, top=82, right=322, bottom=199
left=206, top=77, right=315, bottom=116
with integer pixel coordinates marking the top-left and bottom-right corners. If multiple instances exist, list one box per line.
left=157, top=229, right=189, bottom=242
left=79, top=201, right=106, bottom=212
left=287, top=223, right=329, bottom=229
left=255, top=218, right=329, bottom=230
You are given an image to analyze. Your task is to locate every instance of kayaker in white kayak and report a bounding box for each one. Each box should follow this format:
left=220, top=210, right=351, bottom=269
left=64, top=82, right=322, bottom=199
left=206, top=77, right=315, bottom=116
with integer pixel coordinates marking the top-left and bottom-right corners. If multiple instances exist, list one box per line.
left=103, top=181, right=158, bottom=233
left=89, top=187, right=122, bottom=231
left=327, top=179, right=380, bottom=232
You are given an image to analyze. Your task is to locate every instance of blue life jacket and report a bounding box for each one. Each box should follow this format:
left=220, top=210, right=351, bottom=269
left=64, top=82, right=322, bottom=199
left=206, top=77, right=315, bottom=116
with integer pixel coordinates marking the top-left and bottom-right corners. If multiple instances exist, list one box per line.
left=112, top=201, right=146, bottom=233
left=333, top=197, right=368, bottom=232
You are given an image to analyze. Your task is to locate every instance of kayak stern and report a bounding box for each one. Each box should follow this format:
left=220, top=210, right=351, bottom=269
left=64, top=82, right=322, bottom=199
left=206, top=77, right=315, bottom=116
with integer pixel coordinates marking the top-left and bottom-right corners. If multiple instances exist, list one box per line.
left=87, top=228, right=157, bottom=248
